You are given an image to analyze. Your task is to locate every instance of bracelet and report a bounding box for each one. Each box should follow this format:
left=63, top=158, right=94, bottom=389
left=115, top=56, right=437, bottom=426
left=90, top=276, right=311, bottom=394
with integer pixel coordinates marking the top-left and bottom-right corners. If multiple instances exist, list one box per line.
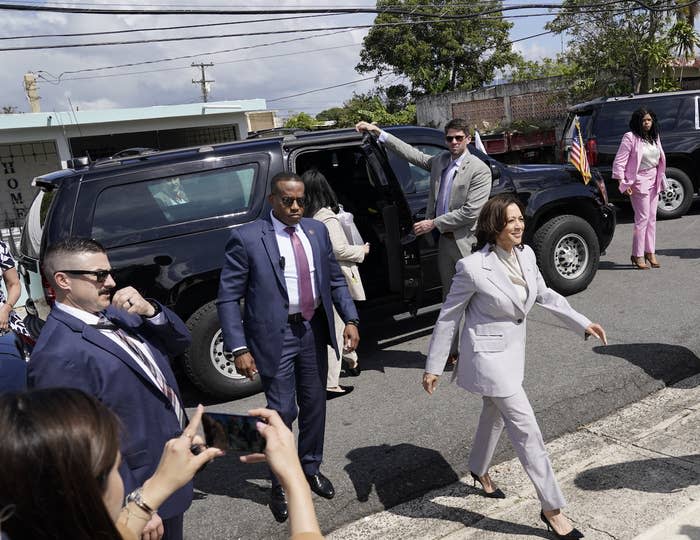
left=232, top=347, right=249, bottom=358
left=125, top=487, right=156, bottom=517
left=346, top=319, right=359, bottom=328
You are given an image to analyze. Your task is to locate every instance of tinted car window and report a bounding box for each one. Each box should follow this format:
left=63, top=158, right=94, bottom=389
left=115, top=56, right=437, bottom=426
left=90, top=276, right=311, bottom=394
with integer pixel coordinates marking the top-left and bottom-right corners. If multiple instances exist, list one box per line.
left=387, top=144, right=444, bottom=195
left=595, top=102, right=641, bottom=141
left=675, top=95, right=698, bottom=131
left=92, top=163, right=257, bottom=242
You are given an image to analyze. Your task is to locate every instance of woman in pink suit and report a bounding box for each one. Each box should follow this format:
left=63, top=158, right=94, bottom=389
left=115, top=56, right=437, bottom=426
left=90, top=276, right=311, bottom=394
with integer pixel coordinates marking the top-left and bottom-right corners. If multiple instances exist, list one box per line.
left=612, top=107, right=667, bottom=269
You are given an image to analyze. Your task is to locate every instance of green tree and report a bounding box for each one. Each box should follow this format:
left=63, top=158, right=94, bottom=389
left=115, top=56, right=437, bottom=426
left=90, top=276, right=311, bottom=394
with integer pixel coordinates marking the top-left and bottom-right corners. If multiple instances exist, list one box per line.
left=316, top=88, right=417, bottom=128
left=546, top=0, right=700, bottom=100
left=284, top=112, right=317, bottom=130
left=356, top=0, right=518, bottom=95
left=509, top=56, right=571, bottom=83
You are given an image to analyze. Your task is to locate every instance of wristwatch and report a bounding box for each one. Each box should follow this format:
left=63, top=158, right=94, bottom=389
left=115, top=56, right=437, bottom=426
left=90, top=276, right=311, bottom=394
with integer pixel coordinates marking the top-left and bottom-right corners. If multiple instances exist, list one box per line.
left=125, top=487, right=156, bottom=516
left=346, top=319, right=360, bottom=328
left=145, top=300, right=162, bottom=318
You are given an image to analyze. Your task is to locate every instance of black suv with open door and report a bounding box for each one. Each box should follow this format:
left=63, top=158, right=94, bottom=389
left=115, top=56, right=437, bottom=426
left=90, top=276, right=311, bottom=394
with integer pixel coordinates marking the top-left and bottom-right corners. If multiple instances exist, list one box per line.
left=17, top=126, right=615, bottom=400
left=561, top=90, right=700, bottom=219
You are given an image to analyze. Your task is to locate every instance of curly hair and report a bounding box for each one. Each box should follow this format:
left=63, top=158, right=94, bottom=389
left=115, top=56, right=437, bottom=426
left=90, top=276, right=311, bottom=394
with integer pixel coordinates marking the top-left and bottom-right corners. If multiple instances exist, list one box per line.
left=629, top=107, right=659, bottom=142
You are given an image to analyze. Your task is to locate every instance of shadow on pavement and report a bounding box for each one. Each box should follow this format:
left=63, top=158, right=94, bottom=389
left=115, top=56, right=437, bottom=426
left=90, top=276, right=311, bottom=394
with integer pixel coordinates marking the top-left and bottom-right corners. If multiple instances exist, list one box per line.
left=656, top=248, right=700, bottom=260
left=680, top=525, right=700, bottom=540
left=343, top=443, right=551, bottom=538
left=574, top=455, right=700, bottom=493
left=592, top=343, right=700, bottom=386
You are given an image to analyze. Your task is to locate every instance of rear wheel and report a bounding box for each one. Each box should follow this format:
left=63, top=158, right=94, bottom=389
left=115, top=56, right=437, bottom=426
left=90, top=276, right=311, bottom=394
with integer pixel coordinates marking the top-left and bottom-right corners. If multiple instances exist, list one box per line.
left=657, top=167, right=693, bottom=220
left=183, top=301, right=262, bottom=400
left=532, top=215, right=600, bottom=296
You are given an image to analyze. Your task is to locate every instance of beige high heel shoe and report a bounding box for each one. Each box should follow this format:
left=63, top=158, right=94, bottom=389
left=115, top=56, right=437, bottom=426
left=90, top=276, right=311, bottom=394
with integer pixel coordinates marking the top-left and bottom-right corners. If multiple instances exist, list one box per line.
left=630, top=255, right=650, bottom=270
left=644, top=252, right=660, bottom=268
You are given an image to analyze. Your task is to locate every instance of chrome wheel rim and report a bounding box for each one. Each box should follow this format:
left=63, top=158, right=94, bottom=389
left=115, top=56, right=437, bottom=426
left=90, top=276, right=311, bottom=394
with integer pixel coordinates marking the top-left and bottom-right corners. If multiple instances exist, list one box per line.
left=553, top=233, right=589, bottom=280
left=210, top=329, right=247, bottom=380
left=658, top=178, right=684, bottom=213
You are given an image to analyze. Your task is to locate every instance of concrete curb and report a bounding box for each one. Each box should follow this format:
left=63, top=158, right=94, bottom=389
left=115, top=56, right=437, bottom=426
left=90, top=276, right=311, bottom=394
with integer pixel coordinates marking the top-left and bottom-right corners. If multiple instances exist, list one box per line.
left=327, top=374, right=700, bottom=539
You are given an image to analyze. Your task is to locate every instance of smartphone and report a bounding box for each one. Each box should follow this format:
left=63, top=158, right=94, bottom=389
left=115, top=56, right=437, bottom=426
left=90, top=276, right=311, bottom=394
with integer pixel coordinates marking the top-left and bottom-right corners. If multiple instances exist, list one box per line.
left=201, top=412, right=266, bottom=453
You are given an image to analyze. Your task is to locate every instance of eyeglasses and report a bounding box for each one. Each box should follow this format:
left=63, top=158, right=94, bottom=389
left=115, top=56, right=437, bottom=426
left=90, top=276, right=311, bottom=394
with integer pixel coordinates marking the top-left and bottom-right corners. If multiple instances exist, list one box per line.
left=277, top=195, right=306, bottom=207
left=57, top=269, right=112, bottom=282
left=445, top=135, right=466, bottom=142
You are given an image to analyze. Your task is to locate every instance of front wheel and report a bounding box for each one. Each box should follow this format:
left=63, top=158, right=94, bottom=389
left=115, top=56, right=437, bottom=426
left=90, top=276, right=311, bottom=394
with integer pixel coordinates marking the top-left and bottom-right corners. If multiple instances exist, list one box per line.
left=183, top=301, right=262, bottom=400
left=532, top=215, right=600, bottom=296
left=657, top=167, right=693, bottom=220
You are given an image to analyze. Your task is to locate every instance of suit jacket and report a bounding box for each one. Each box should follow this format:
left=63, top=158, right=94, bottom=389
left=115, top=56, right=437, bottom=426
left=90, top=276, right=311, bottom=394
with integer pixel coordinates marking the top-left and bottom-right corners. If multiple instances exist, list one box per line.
left=313, top=207, right=366, bottom=301
left=425, top=244, right=591, bottom=397
left=612, top=131, right=667, bottom=194
left=216, top=215, right=359, bottom=378
left=27, top=303, right=192, bottom=519
left=381, top=132, right=492, bottom=257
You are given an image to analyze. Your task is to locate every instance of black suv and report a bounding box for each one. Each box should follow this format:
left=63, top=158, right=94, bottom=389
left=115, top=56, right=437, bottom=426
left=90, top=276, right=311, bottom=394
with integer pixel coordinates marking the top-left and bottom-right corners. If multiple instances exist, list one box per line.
left=18, top=126, right=615, bottom=400
left=561, top=90, right=700, bottom=219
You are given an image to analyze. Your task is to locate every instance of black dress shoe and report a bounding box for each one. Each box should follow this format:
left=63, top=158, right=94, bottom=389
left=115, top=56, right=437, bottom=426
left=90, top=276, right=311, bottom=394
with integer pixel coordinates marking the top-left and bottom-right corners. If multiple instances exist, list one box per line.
left=269, top=485, right=288, bottom=523
left=540, top=511, right=584, bottom=539
left=344, top=364, right=361, bottom=377
left=326, top=385, right=354, bottom=400
left=305, top=472, right=335, bottom=499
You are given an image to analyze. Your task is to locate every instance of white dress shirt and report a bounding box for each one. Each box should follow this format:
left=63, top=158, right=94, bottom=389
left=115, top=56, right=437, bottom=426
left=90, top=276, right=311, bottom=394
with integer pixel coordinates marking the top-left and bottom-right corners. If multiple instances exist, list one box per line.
left=270, top=212, right=319, bottom=314
left=54, top=301, right=166, bottom=388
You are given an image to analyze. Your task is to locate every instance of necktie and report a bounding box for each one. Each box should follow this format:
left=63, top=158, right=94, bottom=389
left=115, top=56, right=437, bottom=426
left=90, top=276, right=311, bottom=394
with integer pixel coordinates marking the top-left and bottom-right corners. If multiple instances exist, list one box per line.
left=436, top=167, right=457, bottom=217
left=284, top=226, right=315, bottom=320
left=96, top=315, right=186, bottom=428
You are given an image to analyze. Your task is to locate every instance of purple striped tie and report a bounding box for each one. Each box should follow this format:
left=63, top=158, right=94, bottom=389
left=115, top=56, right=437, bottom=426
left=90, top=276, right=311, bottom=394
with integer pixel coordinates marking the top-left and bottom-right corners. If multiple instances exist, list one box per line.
left=285, top=227, right=315, bottom=320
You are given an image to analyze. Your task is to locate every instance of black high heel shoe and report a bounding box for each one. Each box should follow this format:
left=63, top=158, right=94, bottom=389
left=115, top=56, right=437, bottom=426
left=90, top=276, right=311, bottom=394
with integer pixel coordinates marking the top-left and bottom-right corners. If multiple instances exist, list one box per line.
left=540, top=511, right=584, bottom=539
left=469, top=471, right=506, bottom=499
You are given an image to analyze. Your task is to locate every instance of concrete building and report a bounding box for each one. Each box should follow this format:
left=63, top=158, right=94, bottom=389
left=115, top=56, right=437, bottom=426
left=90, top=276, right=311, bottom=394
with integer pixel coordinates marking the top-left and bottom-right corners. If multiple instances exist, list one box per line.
left=0, top=99, right=273, bottom=232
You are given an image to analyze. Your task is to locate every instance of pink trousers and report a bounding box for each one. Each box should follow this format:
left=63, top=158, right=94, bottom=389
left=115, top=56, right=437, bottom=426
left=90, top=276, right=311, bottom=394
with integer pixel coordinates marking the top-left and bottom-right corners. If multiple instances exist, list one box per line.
left=629, top=168, right=659, bottom=257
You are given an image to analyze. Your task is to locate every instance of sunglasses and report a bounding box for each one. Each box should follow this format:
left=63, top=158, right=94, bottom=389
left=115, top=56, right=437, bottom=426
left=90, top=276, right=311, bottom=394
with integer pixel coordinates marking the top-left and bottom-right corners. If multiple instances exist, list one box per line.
left=277, top=196, right=306, bottom=207
left=58, top=269, right=113, bottom=282
left=445, top=135, right=466, bottom=142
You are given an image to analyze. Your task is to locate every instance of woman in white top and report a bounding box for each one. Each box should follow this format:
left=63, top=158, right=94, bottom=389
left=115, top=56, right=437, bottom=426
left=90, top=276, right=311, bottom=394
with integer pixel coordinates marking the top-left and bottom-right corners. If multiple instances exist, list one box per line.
left=612, top=107, right=667, bottom=269
left=301, top=169, right=369, bottom=399
left=423, top=194, right=607, bottom=539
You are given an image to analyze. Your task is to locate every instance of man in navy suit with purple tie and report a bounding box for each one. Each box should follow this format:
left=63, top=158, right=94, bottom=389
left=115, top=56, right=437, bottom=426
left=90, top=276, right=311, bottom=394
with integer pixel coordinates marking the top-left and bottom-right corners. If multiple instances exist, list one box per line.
left=217, top=172, right=360, bottom=523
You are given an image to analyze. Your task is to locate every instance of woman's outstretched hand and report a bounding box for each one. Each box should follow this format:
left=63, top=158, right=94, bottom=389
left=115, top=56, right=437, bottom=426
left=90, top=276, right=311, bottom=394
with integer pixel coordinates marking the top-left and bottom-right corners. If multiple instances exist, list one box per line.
left=585, top=323, right=608, bottom=345
left=423, top=372, right=439, bottom=395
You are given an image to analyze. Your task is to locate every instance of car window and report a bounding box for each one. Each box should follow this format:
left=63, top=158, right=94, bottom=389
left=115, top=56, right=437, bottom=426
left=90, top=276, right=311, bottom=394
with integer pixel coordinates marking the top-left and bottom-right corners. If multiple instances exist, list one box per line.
left=595, top=102, right=641, bottom=141
left=562, top=111, right=592, bottom=148
left=91, top=163, right=258, bottom=242
left=675, top=95, right=699, bottom=131
left=386, top=144, right=444, bottom=194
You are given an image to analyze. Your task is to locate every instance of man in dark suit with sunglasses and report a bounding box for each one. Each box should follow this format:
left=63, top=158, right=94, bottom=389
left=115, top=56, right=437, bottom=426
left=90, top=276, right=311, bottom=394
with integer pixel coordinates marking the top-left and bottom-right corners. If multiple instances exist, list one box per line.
left=217, top=172, right=359, bottom=523
left=28, top=237, right=192, bottom=540
left=356, top=118, right=491, bottom=363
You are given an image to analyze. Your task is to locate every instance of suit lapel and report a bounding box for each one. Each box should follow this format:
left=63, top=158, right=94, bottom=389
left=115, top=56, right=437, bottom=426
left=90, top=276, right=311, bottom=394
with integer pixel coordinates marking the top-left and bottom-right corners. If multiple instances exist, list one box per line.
left=482, top=247, right=526, bottom=314
left=51, top=309, right=165, bottom=395
left=261, top=217, right=287, bottom=293
left=516, top=247, right=538, bottom=313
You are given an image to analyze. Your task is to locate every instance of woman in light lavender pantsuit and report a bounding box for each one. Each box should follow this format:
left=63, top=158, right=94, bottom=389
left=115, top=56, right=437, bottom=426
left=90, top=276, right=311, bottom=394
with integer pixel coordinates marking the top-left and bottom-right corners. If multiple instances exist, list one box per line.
left=302, top=169, right=369, bottom=399
left=422, top=194, right=607, bottom=539
left=612, top=107, right=667, bottom=270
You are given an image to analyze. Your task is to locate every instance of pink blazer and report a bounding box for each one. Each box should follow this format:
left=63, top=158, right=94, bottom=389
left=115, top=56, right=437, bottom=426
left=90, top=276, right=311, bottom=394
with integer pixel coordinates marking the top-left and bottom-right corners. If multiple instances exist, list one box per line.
left=612, top=131, right=667, bottom=194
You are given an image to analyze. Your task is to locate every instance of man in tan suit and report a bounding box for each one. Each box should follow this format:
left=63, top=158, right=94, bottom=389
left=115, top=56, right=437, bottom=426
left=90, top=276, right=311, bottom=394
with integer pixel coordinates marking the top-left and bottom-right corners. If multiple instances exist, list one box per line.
left=356, top=119, right=491, bottom=361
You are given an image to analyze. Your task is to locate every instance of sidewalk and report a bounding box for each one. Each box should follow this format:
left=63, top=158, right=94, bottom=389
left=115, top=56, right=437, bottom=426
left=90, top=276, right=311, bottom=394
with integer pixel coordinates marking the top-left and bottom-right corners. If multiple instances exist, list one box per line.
left=327, top=374, right=700, bottom=540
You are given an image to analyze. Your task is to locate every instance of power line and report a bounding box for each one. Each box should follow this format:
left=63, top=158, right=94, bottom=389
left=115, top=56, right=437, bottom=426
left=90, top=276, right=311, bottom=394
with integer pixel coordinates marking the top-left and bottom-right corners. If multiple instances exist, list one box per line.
left=0, top=13, right=336, bottom=40
left=268, top=75, right=380, bottom=102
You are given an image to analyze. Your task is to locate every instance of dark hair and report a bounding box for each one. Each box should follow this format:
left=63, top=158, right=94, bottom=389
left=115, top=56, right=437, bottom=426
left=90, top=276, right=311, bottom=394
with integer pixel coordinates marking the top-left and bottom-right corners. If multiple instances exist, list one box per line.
left=0, top=388, right=122, bottom=540
left=473, top=194, right=526, bottom=252
left=629, top=107, right=659, bottom=141
left=270, top=171, right=303, bottom=195
left=300, top=169, right=340, bottom=217
left=41, top=237, right=107, bottom=284
left=445, top=118, right=469, bottom=135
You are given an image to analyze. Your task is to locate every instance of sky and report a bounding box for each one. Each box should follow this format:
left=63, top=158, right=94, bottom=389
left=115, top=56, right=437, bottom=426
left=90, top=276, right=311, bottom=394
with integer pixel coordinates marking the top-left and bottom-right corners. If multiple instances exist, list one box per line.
left=0, top=1, right=563, bottom=118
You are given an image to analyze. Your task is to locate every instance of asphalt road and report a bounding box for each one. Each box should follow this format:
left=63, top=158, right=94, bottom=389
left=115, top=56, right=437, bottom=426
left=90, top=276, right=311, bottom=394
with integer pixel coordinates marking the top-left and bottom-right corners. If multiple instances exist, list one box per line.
left=183, top=201, right=700, bottom=540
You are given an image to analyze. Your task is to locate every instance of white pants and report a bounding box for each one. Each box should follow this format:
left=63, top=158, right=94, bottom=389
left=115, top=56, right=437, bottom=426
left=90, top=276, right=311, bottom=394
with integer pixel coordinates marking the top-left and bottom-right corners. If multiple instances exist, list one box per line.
left=326, top=306, right=358, bottom=388
left=468, top=387, right=567, bottom=510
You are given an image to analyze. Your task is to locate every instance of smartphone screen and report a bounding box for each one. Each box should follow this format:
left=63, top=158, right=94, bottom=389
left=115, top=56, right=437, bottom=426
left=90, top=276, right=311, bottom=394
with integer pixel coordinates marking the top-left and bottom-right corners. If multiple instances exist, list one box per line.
left=201, top=412, right=266, bottom=453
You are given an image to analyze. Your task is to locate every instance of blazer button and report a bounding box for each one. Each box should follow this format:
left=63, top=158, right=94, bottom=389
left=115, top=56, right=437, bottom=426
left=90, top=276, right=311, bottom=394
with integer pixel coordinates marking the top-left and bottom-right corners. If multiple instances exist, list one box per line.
left=516, top=318, right=523, bottom=324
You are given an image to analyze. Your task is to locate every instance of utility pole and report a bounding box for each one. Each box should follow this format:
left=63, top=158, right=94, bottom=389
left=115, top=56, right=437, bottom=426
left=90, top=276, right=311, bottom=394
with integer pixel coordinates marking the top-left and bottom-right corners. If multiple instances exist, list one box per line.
left=23, top=72, right=41, bottom=112
left=192, top=62, right=214, bottom=103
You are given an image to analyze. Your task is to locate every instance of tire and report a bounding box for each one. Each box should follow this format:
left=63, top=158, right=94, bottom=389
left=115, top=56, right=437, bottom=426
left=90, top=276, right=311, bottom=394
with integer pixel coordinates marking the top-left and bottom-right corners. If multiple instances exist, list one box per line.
left=183, top=301, right=262, bottom=400
left=532, top=215, right=600, bottom=296
left=657, top=167, right=693, bottom=220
